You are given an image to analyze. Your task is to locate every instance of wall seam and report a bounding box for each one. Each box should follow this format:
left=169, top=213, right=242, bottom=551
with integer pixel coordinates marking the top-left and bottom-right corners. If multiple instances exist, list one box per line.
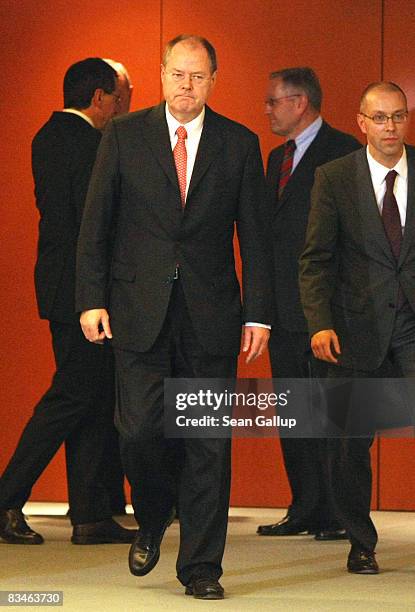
left=381, top=0, right=385, bottom=80
left=377, top=0, right=385, bottom=511
left=159, top=0, right=163, bottom=101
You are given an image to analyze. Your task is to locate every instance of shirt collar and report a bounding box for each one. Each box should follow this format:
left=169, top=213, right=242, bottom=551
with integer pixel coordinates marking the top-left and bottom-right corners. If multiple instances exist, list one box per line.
left=293, top=115, right=323, bottom=147
left=366, top=146, right=408, bottom=185
left=165, top=104, right=205, bottom=141
left=63, top=108, right=95, bottom=128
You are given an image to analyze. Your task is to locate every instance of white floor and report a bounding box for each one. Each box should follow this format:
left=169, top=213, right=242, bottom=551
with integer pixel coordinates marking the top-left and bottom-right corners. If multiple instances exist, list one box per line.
left=1, top=505, right=415, bottom=611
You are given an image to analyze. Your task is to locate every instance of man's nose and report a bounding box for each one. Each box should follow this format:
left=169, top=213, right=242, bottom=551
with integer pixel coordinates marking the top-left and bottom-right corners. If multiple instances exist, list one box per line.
left=181, top=74, right=192, bottom=89
left=385, top=117, right=396, bottom=130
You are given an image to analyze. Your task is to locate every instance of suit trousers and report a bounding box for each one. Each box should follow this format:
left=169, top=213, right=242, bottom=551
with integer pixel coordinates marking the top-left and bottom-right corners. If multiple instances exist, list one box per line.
left=0, top=321, right=115, bottom=524
left=113, top=279, right=236, bottom=586
left=327, top=303, right=415, bottom=552
left=269, top=327, right=340, bottom=530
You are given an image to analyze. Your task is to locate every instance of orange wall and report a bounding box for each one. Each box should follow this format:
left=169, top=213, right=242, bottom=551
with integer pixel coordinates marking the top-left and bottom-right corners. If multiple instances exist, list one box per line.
left=0, top=0, right=162, bottom=502
left=0, top=0, right=412, bottom=510
left=378, top=1, right=415, bottom=511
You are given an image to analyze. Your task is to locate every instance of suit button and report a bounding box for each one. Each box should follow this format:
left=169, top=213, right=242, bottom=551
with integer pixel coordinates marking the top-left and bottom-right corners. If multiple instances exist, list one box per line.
left=388, top=302, right=395, bottom=308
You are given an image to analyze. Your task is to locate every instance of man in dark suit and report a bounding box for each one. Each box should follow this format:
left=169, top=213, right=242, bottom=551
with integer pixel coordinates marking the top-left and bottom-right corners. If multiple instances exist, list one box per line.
left=299, top=82, right=414, bottom=573
left=77, top=35, right=272, bottom=599
left=257, top=67, right=360, bottom=539
left=0, top=58, right=136, bottom=545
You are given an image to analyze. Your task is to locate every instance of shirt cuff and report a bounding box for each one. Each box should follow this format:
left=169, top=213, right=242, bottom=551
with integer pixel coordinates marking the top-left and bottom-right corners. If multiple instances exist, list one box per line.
left=244, top=322, right=271, bottom=329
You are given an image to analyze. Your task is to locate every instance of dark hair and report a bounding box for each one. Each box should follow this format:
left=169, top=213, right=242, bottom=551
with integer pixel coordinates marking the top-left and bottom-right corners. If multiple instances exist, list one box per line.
left=269, top=67, right=322, bottom=111
left=162, top=34, right=217, bottom=73
left=359, top=81, right=407, bottom=111
left=63, top=58, right=117, bottom=109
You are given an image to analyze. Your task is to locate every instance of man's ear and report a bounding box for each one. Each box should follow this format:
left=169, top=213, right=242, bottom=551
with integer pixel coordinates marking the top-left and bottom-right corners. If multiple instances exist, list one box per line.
left=296, top=93, right=309, bottom=114
left=357, top=113, right=367, bottom=136
left=92, top=88, right=105, bottom=110
left=160, top=64, right=166, bottom=84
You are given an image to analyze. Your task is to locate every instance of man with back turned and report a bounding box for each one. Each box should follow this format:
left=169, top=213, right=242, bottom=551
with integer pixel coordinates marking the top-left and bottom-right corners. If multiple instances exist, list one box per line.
left=0, top=58, right=136, bottom=545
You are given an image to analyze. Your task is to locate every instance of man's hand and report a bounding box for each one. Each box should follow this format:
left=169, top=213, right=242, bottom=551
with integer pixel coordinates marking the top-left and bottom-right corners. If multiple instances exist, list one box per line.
left=242, top=326, right=270, bottom=364
left=311, top=329, right=341, bottom=363
left=80, top=308, right=112, bottom=344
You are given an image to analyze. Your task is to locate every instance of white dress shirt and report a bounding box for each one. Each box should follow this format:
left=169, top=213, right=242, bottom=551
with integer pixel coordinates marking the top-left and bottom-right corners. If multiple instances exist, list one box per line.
left=366, top=147, right=408, bottom=232
left=165, top=105, right=204, bottom=200
left=62, top=108, right=95, bottom=128
left=291, top=116, right=323, bottom=172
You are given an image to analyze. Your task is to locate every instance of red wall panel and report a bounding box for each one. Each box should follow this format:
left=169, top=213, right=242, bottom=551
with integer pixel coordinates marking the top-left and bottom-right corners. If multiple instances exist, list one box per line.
left=0, top=0, right=161, bottom=501
left=0, top=0, right=396, bottom=509
left=378, top=1, right=415, bottom=510
left=379, top=437, right=415, bottom=510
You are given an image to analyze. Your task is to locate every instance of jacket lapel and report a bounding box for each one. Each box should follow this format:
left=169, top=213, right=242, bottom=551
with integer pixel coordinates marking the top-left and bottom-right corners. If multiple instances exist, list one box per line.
left=187, top=106, right=224, bottom=201
left=353, top=148, right=396, bottom=264
left=142, top=103, right=178, bottom=189
left=273, top=122, right=330, bottom=215
left=267, top=146, right=284, bottom=211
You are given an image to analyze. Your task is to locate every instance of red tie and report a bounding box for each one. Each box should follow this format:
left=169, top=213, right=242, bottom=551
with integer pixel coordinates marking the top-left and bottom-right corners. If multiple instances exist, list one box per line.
left=382, top=170, right=402, bottom=260
left=278, top=139, right=296, bottom=198
left=174, top=126, right=187, bottom=207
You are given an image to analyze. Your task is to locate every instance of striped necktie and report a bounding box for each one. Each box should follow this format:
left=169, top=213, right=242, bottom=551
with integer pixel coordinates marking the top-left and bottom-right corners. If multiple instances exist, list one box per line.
left=278, top=139, right=296, bottom=199
left=174, top=126, right=187, bottom=207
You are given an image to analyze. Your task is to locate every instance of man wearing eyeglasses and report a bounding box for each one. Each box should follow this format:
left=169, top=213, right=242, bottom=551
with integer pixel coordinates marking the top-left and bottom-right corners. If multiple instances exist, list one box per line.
left=76, top=35, right=272, bottom=599
left=0, top=59, right=138, bottom=546
left=299, top=82, right=414, bottom=574
left=257, top=67, right=360, bottom=541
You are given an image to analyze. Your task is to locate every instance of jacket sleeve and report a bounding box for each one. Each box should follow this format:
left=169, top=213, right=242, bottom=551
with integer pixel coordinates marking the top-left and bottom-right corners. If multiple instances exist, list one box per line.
left=76, top=121, right=120, bottom=312
left=299, top=165, right=339, bottom=336
left=236, top=134, right=275, bottom=325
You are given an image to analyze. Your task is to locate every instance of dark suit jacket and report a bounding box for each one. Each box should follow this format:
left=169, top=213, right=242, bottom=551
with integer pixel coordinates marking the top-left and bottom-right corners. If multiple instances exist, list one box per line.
left=76, top=103, right=273, bottom=356
left=299, top=145, right=415, bottom=371
left=267, top=121, right=360, bottom=332
left=32, top=112, right=101, bottom=323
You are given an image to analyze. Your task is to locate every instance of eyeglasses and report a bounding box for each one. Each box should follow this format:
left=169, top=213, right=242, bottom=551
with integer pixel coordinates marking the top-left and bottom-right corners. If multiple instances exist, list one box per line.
left=360, top=111, right=408, bottom=124
left=265, top=94, right=302, bottom=107
left=105, top=92, right=122, bottom=104
left=165, top=71, right=210, bottom=85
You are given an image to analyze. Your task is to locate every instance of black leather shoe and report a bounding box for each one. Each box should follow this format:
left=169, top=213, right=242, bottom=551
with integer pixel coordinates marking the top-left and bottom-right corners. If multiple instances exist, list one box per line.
left=257, top=515, right=311, bottom=536
left=347, top=549, right=379, bottom=574
left=315, top=529, right=348, bottom=541
left=128, top=530, right=163, bottom=576
left=185, top=578, right=224, bottom=600
left=128, top=510, right=175, bottom=576
left=71, top=518, right=137, bottom=544
left=0, top=509, right=44, bottom=544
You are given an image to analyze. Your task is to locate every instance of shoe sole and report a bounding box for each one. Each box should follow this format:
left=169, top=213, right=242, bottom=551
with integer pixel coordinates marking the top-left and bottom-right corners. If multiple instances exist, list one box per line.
left=257, top=531, right=309, bottom=536
left=71, top=537, right=134, bottom=545
left=0, top=536, right=43, bottom=545
left=347, top=568, right=379, bottom=574
left=185, top=588, right=224, bottom=599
